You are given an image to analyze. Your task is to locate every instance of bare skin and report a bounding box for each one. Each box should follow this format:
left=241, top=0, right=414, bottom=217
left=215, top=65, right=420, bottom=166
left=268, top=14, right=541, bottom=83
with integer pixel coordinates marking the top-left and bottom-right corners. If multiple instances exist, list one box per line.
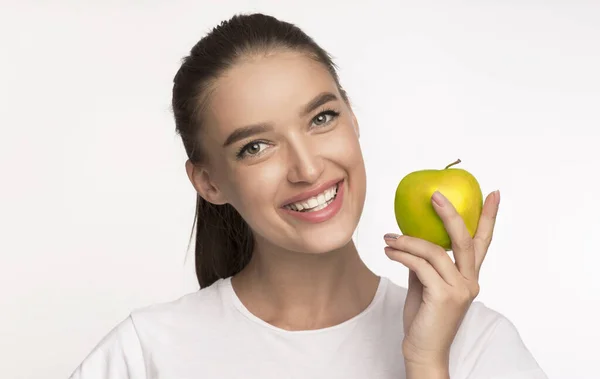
left=232, top=239, right=380, bottom=331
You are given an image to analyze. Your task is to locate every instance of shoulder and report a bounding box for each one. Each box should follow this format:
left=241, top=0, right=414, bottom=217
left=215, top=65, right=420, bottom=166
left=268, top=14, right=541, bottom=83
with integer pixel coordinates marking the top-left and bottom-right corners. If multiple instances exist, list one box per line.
left=452, top=302, right=547, bottom=378
left=68, top=278, right=231, bottom=379
left=131, top=278, right=228, bottom=323
left=129, top=278, right=232, bottom=342
left=68, top=315, right=146, bottom=379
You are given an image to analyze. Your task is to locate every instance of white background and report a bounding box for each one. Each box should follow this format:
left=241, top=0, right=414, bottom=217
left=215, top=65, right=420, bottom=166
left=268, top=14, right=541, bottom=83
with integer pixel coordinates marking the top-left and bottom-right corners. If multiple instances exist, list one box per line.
left=1, top=1, right=599, bottom=378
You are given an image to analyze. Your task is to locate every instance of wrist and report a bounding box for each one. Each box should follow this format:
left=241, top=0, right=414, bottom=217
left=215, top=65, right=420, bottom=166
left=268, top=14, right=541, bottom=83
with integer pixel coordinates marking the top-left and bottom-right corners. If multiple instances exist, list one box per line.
left=402, top=339, right=450, bottom=379
left=402, top=338, right=450, bottom=368
left=404, top=361, right=450, bottom=379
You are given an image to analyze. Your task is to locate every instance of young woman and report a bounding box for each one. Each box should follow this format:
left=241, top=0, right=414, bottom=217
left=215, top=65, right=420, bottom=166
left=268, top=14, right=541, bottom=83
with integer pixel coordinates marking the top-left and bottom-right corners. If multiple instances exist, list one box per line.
left=69, top=13, right=547, bottom=379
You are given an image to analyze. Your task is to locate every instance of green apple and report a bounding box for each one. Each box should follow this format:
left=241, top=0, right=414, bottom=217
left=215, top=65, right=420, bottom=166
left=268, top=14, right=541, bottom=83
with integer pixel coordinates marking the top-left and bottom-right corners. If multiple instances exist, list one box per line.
left=394, top=159, right=483, bottom=250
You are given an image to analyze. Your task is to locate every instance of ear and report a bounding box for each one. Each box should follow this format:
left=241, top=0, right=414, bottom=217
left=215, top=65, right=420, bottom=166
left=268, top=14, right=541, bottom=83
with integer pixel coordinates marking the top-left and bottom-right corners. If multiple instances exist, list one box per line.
left=185, top=159, right=228, bottom=205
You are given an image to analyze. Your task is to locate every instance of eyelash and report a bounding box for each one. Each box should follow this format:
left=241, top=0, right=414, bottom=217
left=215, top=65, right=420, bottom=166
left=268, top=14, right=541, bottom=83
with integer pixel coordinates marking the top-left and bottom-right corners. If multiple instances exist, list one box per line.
left=234, top=108, right=341, bottom=160
left=312, top=108, right=341, bottom=127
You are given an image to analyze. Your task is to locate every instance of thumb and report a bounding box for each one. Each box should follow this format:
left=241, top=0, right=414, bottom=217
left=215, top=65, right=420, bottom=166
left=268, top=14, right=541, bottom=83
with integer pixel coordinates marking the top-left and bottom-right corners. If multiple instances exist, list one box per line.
left=404, top=270, right=423, bottom=335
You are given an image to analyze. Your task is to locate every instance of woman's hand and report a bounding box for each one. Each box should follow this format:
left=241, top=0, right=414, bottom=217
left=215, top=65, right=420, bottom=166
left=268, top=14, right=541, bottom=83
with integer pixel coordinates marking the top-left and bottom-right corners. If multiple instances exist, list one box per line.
left=384, top=190, right=500, bottom=375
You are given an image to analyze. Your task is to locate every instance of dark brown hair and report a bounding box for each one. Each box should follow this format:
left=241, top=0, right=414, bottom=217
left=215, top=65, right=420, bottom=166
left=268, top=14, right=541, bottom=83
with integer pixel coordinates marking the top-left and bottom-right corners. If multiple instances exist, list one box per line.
left=171, top=13, right=349, bottom=288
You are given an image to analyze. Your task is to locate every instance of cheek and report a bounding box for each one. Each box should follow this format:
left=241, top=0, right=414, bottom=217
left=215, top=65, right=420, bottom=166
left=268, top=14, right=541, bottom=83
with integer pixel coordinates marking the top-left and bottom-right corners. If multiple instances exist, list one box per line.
left=230, top=162, right=285, bottom=212
left=327, top=125, right=367, bottom=199
left=326, top=124, right=364, bottom=167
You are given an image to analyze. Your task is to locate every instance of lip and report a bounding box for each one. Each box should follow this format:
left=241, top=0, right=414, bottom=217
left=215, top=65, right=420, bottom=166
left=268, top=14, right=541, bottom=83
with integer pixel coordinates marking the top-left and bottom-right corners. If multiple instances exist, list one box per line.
left=280, top=179, right=345, bottom=224
left=280, top=178, right=344, bottom=207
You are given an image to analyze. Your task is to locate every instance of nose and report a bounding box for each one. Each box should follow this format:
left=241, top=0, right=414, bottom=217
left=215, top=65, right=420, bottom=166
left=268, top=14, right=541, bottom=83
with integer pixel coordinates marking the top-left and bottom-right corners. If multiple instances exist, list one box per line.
left=286, top=137, right=324, bottom=184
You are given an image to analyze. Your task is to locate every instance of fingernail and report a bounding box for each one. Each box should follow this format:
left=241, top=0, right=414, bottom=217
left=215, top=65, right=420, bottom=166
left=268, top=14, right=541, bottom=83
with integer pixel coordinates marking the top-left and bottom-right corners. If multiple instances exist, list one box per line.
left=384, top=233, right=400, bottom=240
left=494, top=190, right=501, bottom=204
left=432, top=191, right=445, bottom=207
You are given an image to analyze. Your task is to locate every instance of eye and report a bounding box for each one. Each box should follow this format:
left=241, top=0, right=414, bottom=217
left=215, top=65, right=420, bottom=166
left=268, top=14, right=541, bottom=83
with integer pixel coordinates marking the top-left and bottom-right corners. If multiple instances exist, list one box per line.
left=235, top=141, right=270, bottom=160
left=312, top=109, right=340, bottom=127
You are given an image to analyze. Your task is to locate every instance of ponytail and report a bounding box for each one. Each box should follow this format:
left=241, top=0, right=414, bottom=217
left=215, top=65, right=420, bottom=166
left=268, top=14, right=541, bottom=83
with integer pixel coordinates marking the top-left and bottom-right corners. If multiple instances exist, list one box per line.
left=190, top=195, right=253, bottom=288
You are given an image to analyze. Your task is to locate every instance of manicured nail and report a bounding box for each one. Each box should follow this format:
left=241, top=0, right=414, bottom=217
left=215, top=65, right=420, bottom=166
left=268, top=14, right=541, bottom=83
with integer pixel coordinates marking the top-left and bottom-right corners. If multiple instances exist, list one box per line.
left=432, top=191, right=445, bottom=207
left=384, top=233, right=400, bottom=240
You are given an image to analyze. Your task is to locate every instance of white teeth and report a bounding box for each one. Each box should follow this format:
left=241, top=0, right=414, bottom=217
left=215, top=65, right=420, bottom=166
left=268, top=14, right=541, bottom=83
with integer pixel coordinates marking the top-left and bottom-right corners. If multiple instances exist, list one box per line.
left=285, top=184, right=339, bottom=212
left=312, top=202, right=329, bottom=212
left=317, top=193, right=325, bottom=204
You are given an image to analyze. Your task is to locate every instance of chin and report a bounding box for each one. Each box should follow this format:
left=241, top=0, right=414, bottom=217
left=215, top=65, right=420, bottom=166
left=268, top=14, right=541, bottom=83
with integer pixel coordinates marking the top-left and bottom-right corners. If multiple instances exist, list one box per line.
left=292, top=220, right=358, bottom=255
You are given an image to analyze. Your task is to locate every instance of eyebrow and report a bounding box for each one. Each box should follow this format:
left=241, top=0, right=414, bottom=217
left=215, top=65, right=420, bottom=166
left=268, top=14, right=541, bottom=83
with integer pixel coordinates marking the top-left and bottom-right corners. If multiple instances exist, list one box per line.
left=222, top=91, right=339, bottom=147
left=300, top=91, right=338, bottom=118
left=222, top=123, right=273, bottom=147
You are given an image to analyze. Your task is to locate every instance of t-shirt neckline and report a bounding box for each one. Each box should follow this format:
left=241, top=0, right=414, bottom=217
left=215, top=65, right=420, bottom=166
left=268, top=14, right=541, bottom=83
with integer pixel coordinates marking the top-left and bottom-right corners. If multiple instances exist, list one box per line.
left=221, top=275, right=389, bottom=335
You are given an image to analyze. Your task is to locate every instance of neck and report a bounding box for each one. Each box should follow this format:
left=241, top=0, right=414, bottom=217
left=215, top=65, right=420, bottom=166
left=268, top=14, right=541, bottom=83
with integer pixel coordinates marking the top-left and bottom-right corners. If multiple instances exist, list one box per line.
left=231, top=239, right=380, bottom=331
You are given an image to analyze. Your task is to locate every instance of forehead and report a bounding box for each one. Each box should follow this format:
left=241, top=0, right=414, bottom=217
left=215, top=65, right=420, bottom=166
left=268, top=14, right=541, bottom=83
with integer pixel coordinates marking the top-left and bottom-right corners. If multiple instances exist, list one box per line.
left=204, top=52, right=339, bottom=138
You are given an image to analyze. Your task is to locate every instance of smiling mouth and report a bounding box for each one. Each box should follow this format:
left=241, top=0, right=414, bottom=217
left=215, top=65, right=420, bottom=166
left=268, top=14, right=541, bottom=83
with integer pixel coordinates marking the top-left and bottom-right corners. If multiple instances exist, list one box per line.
left=283, top=183, right=339, bottom=213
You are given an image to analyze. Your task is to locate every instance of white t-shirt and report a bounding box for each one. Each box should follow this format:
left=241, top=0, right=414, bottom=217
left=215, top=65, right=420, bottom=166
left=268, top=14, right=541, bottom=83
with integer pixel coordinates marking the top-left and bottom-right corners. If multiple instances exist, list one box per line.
left=68, top=276, right=547, bottom=379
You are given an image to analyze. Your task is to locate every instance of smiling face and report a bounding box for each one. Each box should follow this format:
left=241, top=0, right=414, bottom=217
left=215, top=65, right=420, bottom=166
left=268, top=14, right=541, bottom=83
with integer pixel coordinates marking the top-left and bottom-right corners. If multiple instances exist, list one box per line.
left=189, top=50, right=367, bottom=255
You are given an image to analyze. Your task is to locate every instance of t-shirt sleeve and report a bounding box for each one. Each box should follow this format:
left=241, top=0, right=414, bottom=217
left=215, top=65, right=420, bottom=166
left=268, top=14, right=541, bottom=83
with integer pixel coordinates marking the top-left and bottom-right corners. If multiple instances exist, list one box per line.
left=68, top=315, right=146, bottom=379
left=464, top=316, right=548, bottom=379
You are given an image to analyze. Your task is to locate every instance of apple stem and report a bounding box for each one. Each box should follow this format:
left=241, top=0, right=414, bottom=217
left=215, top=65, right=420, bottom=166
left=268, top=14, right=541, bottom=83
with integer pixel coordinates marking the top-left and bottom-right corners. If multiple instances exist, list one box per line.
left=445, top=159, right=462, bottom=169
